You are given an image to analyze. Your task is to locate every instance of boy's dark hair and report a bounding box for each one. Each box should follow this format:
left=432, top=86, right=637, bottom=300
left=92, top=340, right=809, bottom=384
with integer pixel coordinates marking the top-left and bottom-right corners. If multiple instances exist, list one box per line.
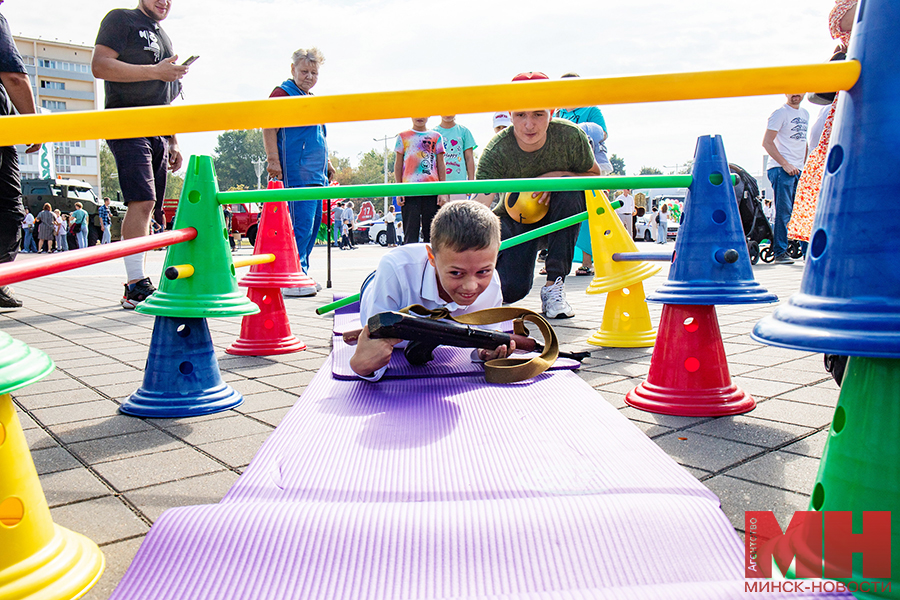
left=430, top=200, right=501, bottom=254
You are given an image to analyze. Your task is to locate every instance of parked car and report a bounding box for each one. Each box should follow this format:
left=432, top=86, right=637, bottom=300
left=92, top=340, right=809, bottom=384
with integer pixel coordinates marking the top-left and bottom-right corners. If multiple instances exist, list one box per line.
left=635, top=212, right=679, bottom=242
left=163, top=198, right=260, bottom=244
left=354, top=218, right=403, bottom=246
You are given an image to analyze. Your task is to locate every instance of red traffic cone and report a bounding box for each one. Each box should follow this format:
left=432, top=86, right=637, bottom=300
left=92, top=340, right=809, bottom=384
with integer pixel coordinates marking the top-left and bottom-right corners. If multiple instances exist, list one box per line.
left=626, top=304, right=754, bottom=416
left=227, top=287, right=307, bottom=356
left=239, top=180, right=317, bottom=289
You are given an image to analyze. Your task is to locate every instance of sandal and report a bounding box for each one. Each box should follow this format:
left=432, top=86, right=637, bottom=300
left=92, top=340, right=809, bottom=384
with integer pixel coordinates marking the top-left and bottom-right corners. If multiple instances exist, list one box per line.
left=575, top=266, right=594, bottom=276
left=539, top=267, right=547, bottom=275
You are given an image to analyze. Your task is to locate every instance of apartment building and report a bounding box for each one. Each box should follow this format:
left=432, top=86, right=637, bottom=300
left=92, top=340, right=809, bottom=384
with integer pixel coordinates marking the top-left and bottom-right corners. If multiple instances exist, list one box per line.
left=13, top=36, right=101, bottom=194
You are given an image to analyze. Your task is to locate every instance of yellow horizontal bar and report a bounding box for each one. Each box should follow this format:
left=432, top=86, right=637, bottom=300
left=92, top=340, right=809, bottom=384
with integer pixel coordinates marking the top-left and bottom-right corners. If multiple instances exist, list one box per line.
left=165, top=264, right=194, bottom=280
left=0, top=62, right=859, bottom=146
left=233, top=254, right=275, bottom=269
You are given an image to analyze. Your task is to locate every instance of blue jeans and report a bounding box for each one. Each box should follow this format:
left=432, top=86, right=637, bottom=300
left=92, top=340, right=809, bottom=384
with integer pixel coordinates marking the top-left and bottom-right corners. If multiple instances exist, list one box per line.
left=22, top=227, right=35, bottom=252
left=767, top=167, right=800, bottom=257
left=76, top=228, right=88, bottom=249
left=333, top=222, right=341, bottom=245
left=288, top=198, right=322, bottom=273
left=102, top=226, right=111, bottom=244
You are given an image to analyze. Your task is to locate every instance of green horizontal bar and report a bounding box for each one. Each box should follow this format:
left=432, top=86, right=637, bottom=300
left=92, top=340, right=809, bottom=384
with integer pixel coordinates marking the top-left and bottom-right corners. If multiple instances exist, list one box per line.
left=221, top=174, right=704, bottom=204
left=316, top=294, right=359, bottom=316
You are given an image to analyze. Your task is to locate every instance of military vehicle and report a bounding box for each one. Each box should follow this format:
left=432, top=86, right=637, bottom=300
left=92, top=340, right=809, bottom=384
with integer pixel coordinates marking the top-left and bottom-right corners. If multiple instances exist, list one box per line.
left=21, top=178, right=126, bottom=245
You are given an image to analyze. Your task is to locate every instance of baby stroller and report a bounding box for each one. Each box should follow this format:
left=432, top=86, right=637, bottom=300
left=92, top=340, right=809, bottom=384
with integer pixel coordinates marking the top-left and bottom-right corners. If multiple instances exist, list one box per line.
left=729, top=163, right=772, bottom=265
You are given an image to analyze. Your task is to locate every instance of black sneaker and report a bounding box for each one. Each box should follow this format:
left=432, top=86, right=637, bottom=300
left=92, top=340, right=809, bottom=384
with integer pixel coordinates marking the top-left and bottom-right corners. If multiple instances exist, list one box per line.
left=772, top=254, right=795, bottom=265
left=0, top=285, right=22, bottom=309
left=121, top=277, right=157, bottom=309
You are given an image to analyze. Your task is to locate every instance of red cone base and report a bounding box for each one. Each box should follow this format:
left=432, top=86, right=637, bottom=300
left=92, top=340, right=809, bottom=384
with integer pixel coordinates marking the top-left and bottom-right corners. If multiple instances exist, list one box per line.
left=626, top=304, right=754, bottom=417
left=227, top=287, right=306, bottom=356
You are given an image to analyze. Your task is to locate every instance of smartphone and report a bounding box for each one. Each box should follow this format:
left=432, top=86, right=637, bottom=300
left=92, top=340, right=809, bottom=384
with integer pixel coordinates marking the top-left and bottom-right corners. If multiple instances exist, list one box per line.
left=181, top=55, right=199, bottom=66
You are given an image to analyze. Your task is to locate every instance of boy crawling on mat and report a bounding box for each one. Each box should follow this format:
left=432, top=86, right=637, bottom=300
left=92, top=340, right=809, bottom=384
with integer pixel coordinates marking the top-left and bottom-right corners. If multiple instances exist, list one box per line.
left=351, top=200, right=514, bottom=381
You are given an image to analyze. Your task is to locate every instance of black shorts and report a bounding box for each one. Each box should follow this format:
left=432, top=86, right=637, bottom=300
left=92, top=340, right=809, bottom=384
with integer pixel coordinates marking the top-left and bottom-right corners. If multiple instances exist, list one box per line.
left=107, top=136, right=168, bottom=224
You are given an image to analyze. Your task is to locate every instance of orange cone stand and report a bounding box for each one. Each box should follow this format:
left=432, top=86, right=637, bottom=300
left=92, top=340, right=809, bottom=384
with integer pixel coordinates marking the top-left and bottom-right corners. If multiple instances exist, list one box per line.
left=227, top=287, right=307, bottom=356
left=0, top=332, right=104, bottom=599
left=239, top=180, right=316, bottom=290
left=587, top=282, right=656, bottom=348
left=585, top=190, right=660, bottom=294
left=626, top=304, right=754, bottom=416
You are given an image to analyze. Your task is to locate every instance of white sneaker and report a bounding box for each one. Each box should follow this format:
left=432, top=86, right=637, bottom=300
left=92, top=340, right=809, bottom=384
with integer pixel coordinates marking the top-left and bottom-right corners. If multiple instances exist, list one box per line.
left=540, top=276, right=575, bottom=319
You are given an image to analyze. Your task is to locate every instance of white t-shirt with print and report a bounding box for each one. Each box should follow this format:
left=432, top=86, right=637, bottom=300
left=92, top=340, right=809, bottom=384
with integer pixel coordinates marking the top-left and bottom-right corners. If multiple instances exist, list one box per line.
left=766, top=104, right=810, bottom=170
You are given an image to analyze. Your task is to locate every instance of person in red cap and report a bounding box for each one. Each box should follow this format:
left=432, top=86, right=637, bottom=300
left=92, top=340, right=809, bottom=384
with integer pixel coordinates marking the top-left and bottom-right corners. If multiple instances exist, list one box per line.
left=472, top=72, right=601, bottom=319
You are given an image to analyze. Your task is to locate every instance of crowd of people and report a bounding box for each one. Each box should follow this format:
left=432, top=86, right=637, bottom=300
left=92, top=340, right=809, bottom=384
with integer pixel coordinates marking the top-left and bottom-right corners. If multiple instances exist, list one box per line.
left=0, top=0, right=855, bottom=318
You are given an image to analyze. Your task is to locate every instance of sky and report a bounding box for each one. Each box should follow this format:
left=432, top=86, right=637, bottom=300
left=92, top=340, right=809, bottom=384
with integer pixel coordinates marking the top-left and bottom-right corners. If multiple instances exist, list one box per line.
left=5, top=0, right=841, bottom=179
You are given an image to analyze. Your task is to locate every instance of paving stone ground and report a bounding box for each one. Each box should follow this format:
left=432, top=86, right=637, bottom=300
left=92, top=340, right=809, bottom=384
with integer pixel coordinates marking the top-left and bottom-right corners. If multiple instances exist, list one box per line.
left=1, top=240, right=835, bottom=599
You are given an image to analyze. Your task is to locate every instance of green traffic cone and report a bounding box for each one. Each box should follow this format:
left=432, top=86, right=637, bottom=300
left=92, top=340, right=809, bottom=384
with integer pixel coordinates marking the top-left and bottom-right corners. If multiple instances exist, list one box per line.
left=137, top=155, right=259, bottom=318
left=0, top=330, right=54, bottom=396
left=783, top=357, right=900, bottom=598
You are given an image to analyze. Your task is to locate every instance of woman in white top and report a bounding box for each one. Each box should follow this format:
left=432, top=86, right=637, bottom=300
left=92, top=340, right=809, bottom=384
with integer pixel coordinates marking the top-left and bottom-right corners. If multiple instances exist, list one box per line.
left=384, top=205, right=397, bottom=246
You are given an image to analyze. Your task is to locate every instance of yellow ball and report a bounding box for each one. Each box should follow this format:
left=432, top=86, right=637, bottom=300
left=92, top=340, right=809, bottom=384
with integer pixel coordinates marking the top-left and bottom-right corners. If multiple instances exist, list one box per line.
left=504, top=191, right=548, bottom=224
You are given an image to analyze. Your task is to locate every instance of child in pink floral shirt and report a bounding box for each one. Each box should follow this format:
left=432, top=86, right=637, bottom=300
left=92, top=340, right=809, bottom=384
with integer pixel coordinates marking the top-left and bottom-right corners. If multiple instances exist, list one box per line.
left=394, top=117, right=447, bottom=243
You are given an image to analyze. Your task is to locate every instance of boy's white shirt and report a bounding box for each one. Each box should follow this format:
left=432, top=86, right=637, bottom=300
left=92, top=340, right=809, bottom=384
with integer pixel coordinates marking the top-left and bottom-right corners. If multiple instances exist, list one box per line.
left=357, top=243, right=503, bottom=381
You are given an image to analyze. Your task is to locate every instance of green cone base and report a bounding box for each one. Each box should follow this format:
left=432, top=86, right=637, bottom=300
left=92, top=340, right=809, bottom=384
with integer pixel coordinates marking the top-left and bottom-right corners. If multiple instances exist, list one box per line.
left=0, top=332, right=54, bottom=396
left=136, top=291, right=259, bottom=319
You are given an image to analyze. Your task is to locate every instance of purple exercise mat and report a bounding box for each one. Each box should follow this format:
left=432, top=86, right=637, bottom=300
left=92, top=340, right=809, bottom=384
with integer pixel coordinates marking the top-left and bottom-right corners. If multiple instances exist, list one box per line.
left=224, top=366, right=713, bottom=504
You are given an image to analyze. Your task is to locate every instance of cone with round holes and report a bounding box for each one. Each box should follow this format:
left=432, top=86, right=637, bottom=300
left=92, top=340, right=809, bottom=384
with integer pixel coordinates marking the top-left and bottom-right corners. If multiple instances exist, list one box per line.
left=0, top=332, right=105, bottom=600
left=626, top=303, right=754, bottom=416
left=137, top=155, right=260, bottom=318
left=585, top=189, right=661, bottom=294
left=121, top=316, right=242, bottom=418
left=646, top=135, right=776, bottom=306
left=226, top=287, right=307, bottom=356
left=587, top=281, right=657, bottom=348
left=239, top=180, right=317, bottom=289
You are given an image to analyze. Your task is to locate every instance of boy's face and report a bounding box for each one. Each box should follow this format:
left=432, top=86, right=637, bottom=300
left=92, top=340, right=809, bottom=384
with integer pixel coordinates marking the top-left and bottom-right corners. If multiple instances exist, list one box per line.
left=412, top=117, right=429, bottom=130
left=428, top=245, right=498, bottom=306
left=511, top=110, right=552, bottom=152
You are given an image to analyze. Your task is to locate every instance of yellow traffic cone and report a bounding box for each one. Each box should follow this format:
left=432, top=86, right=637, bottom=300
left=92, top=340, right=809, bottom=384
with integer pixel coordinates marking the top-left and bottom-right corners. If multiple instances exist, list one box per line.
left=585, top=190, right=661, bottom=294
left=0, top=332, right=104, bottom=600
left=587, top=281, right=657, bottom=348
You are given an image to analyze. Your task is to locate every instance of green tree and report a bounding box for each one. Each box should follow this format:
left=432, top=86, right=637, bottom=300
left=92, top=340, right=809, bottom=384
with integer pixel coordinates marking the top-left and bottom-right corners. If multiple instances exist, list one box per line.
left=355, top=148, right=395, bottom=185
left=610, top=153, right=626, bottom=176
left=166, top=171, right=184, bottom=199
left=639, top=166, right=662, bottom=175
left=99, top=142, right=121, bottom=200
left=213, top=129, right=266, bottom=190
left=677, top=160, right=693, bottom=174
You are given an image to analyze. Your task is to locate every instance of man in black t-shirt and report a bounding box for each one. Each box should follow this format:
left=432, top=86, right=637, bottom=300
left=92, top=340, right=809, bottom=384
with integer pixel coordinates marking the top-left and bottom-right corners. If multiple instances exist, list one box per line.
left=92, top=0, right=190, bottom=309
left=0, top=2, right=39, bottom=308
left=473, top=72, right=600, bottom=319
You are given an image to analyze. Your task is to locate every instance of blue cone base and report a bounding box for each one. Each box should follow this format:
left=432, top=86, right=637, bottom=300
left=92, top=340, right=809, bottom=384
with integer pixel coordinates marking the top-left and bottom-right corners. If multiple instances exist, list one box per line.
left=647, top=281, right=778, bottom=305
left=121, top=316, right=243, bottom=418
left=121, top=383, right=242, bottom=418
left=752, top=293, right=900, bottom=358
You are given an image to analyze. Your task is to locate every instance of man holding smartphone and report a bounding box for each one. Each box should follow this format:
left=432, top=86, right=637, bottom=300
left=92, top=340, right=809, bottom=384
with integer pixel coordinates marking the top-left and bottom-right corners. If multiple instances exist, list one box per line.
left=92, top=0, right=190, bottom=309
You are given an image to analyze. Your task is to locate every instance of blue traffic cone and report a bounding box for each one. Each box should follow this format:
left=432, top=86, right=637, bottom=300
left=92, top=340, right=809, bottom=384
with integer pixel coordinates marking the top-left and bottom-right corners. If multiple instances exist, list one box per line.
left=646, top=135, right=777, bottom=306
left=121, top=316, right=242, bottom=418
left=753, top=0, right=900, bottom=357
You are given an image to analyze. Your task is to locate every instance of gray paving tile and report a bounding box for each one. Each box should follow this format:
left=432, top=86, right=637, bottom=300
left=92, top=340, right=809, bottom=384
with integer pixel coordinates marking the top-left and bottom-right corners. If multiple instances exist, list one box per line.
left=50, top=496, right=149, bottom=545
left=726, top=451, right=821, bottom=496
left=630, top=420, right=674, bottom=439
left=31, top=445, right=81, bottom=475
left=782, top=430, right=830, bottom=458
left=40, top=466, right=112, bottom=507
left=234, top=389, right=300, bottom=414
left=747, top=398, right=837, bottom=429
left=686, top=415, right=814, bottom=449
left=124, top=470, right=240, bottom=522
left=730, top=376, right=800, bottom=399
left=617, top=405, right=710, bottom=429
left=157, top=414, right=273, bottom=445
left=229, top=362, right=304, bottom=379
left=78, top=369, right=145, bottom=388
left=653, top=431, right=763, bottom=472
left=739, top=366, right=831, bottom=386
left=91, top=447, right=226, bottom=492
left=68, top=429, right=183, bottom=465
left=704, top=475, right=811, bottom=533
left=24, top=426, right=58, bottom=450
left=775, top=385, right=841, bottom=407
left=253, top=371, right=316, bottom=390
left=247, top=406, right=291, bottom=427
left=14, top=387, right=105, bottom=410
left=50, top=415, right=155, bottom=444
left=81, top=537, right=144, bottom=600
left=30, top=399, right=121, bottom=426
left=11, top=375, right=84, bottom=396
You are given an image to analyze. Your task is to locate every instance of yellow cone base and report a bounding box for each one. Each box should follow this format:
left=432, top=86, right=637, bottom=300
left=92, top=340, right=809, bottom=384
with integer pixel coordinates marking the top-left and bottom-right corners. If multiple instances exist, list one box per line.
left=586, top=261, right=661, bottom=295
left=586, top=282, right=657, bottom=348
left=0, top=524, right=104, bottom=600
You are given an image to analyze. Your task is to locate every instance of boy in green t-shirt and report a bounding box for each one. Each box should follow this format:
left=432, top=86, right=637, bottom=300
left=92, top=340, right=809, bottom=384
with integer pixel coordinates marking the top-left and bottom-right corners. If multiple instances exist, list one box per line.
left=472, top=72, right=601, bottom=319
